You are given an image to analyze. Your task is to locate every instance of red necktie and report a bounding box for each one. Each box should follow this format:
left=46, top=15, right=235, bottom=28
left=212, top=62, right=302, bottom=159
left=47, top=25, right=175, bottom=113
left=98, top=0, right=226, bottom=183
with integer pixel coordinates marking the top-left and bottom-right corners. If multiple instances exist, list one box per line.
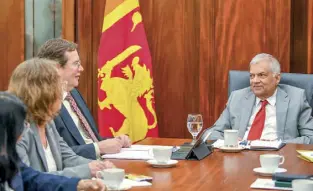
left=247, top=100, right=268, bottom=140
left=65, top=94, right=99, bottom=142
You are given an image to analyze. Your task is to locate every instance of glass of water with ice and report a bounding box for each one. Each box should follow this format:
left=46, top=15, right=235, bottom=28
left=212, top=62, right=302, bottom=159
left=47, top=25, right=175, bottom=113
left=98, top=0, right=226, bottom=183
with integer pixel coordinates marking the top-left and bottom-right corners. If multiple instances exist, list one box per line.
left=187, top=114, right=203, bottom=144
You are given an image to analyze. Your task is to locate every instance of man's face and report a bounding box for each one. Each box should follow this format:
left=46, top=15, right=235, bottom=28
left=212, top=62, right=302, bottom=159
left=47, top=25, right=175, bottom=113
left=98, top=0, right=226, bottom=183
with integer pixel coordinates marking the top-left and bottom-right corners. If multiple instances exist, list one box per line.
left=249, top=61, right=280, bottom=99
left=58, top=50, right=83, bottom=91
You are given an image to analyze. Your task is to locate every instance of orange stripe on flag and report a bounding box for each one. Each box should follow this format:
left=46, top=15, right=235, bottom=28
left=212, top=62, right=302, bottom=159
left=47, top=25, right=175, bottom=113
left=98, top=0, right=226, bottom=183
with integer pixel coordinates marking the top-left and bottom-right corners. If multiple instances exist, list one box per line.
left=102, top=0, right=139, bottom=32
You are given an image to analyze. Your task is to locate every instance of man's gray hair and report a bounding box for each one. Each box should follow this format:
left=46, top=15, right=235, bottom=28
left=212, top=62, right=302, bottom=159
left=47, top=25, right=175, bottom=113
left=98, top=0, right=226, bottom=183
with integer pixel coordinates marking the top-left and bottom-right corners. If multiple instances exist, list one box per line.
left=250, top=53, right=281, bottom=74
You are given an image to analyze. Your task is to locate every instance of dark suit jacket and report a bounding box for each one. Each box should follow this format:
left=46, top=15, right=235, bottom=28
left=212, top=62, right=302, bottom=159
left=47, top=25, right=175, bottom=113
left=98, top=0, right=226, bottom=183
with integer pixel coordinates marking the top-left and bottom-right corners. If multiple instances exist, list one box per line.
left=10, top=163, right=80, bottom=191
left=54, top=89, right=104, bottom=160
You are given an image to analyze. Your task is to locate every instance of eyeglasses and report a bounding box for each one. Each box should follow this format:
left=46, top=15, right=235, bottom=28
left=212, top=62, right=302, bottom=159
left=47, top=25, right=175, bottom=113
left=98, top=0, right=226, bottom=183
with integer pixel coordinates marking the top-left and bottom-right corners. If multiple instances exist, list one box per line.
left=72, top=61, right=82, bottom=69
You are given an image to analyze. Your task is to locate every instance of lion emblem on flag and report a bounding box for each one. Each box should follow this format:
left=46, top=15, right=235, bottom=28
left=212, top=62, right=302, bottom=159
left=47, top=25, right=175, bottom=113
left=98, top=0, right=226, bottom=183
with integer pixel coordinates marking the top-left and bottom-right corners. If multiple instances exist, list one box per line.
left=97, top=45, right=157, bottom=142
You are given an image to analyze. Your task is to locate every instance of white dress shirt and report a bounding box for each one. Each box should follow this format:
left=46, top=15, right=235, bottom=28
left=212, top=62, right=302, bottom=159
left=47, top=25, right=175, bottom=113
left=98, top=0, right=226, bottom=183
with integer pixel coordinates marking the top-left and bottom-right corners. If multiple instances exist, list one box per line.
left=243, top=89, right=278, bottom=140
left=43, top=140, right=57, bottom=172
left=63, top=92, right=101, bottom=158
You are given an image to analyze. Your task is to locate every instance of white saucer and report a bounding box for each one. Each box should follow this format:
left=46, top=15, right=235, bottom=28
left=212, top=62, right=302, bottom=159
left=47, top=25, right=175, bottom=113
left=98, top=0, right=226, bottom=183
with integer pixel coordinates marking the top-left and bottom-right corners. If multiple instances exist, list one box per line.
left=219, top=145, right=245, bottom=153
left=253, top=167, right=287, bottom=177
left=107, top=183, right=132, bottom=191
left=147, top=159, right=178, bottom=168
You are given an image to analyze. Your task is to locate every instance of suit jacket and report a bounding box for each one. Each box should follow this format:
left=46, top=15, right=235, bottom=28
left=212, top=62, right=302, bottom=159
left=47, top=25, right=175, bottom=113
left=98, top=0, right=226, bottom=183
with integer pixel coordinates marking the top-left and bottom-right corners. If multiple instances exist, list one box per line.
left=10, top=163, right=80, bottom=191
left=209, top=85, right=313, bottom=144
left=54, top=88, right=104, bottom=160
left=16, top=121, right=92, bottom=179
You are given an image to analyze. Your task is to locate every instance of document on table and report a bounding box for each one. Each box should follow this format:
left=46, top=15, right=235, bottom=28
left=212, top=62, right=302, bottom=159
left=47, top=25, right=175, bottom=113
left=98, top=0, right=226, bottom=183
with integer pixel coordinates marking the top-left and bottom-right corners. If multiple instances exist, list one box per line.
left=250, top=179, right=292, bottom=190
left=212, top=139, right=284, bottom=150
left=101, top=145, right=171, bottom=160
left=296, top=150, right=313, bottom=162
left=122, top=178, right=152, bottom=187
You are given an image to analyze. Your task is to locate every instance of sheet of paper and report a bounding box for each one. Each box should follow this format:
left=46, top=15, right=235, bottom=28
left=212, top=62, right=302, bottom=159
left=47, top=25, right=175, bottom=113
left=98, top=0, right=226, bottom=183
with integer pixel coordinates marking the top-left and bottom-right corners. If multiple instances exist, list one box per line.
left=102, top=145, right=173, bottom=160
left=212, top=139, right=225, bottom=148
left=102, top=150, right=153, bottom=160
left=250, top=178, right=292, bottom=190
left=123, top=179, right=152, bottom=187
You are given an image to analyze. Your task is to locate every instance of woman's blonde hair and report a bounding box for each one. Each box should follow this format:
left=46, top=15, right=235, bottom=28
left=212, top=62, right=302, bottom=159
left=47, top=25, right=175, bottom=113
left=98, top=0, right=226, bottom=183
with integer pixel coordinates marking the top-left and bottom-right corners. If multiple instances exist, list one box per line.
left=8, top=58, right=62, bottom=126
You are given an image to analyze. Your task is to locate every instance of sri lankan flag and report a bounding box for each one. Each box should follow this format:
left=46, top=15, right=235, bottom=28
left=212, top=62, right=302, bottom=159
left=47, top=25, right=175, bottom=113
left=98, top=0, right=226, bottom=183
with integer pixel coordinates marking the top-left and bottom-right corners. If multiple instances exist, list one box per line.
left=97, top=0, right=158, bottom=142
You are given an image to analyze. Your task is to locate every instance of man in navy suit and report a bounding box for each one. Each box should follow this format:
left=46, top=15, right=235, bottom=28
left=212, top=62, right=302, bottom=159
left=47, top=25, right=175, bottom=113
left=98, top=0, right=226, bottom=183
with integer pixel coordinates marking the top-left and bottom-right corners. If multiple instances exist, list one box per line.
left=37, top=38, right=131, bottom=160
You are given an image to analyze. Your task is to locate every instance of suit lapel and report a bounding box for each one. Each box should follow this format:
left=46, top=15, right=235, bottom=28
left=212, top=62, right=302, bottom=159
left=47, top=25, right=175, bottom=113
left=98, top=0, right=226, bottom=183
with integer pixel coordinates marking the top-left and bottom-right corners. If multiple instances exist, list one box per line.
left=71, top=90, right=102, bottom=140
left=238, top=91, right=256, bottom=138
left=275, top=87, right=289, bottom=139
left=30, top=123, right=48, bottom=171
left=46, top=124, right=63, bottom=170
left=60, top=105, right=85, bottom=145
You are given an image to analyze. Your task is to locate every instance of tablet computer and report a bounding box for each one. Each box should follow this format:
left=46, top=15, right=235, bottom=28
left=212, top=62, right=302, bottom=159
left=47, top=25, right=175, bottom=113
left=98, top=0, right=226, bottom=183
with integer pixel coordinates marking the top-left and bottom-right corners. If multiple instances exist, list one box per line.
left=171, top=129, right=212, bottom=160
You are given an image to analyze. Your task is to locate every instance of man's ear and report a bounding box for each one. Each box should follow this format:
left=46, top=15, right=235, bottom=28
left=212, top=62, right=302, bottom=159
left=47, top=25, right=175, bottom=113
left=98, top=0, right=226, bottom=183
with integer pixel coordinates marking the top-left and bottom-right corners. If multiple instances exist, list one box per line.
left=275, top=73, right=281, bottom=85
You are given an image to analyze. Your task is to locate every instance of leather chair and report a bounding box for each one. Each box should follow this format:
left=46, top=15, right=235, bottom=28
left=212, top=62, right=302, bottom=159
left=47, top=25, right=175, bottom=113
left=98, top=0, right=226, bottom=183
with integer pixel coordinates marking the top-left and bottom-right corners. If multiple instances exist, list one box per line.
left=228, top=70, right=313, bottom=114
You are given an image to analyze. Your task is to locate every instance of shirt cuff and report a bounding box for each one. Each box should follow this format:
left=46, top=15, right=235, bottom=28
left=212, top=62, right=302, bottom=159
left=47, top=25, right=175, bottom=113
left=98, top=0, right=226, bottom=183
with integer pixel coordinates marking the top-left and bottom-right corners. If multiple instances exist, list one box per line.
left=93, top=143, right=102, bottom=160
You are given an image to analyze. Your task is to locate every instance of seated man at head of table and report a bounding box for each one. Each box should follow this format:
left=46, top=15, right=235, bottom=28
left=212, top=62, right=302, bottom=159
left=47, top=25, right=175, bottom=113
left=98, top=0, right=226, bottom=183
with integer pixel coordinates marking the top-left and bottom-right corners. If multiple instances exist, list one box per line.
left=209, top=53, right=313, bottom=144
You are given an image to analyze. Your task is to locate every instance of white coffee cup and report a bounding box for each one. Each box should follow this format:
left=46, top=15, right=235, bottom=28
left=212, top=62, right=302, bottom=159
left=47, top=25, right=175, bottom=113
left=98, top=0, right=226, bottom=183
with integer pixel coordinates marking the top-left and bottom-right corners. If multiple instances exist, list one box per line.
left=96, top=168, right=125, bottom=189
left=224, top=129, right=238, bottom=147
left=152, top=146, right=173, bottom=163
left=259, top=154, right=284, bottom=173
left=292, top=179, right=313, bottom=191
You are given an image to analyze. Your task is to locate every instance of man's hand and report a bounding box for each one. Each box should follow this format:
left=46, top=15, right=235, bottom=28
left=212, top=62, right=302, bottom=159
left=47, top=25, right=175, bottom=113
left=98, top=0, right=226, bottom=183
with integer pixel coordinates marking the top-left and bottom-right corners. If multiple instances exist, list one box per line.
left=77, top=179, right=106, bottom=191
left=116, top=135, right=132, bottom=148
left=88, top=160, right=115, bottom=177
left=97, top=139, right=123, bottom=154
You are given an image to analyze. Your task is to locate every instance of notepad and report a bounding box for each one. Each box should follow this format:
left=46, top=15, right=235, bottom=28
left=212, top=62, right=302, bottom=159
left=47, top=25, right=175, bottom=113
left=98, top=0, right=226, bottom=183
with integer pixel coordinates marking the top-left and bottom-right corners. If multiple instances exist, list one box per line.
left=250, top=178, right=292, bottom=190
left=212, top=139, right=285, bottom=151
left=296, top=150, right=313, bottom=162
left=249, top=140, right=285, bottom=150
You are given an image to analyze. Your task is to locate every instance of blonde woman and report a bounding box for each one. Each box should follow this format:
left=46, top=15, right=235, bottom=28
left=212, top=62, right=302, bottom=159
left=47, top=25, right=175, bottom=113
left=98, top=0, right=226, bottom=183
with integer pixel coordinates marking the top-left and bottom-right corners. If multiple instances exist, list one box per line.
left=9, top=58, right=114, bottom=179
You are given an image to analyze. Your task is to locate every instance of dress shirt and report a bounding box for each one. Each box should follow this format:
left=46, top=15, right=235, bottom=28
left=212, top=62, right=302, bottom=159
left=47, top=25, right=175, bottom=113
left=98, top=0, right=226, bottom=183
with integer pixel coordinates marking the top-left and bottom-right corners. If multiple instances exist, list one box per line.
left=243, top=89, right=278, bottom=140
left=63, top=92, right=101, bottom=159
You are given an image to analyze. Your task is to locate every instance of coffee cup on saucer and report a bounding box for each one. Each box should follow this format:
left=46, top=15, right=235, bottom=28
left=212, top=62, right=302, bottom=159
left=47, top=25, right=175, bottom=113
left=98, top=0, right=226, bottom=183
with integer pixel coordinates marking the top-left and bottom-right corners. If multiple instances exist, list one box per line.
left=224, top=129, right=238, bottom=148
left=152, top=146, right=173, bottom=164
left=259, top=154, right=284, bottom=173
left=96, top=168, right=125, bottom=190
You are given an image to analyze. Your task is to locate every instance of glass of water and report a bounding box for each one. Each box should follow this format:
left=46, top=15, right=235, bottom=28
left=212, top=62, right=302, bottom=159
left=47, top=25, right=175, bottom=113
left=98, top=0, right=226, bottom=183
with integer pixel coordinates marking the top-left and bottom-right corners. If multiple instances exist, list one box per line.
left=187, top=114, right=203, bottom=144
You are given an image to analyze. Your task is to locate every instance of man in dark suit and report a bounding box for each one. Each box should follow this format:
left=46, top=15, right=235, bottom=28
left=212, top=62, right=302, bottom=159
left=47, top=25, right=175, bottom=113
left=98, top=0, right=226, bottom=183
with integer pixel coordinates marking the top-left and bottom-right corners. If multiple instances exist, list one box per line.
left=37, top=38, right=131, bottom=160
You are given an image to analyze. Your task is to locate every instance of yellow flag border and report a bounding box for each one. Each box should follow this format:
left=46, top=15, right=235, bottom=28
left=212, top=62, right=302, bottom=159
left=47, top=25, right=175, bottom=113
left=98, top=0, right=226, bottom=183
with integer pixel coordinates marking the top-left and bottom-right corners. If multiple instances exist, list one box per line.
left=102, top=0, right=139, bottom=32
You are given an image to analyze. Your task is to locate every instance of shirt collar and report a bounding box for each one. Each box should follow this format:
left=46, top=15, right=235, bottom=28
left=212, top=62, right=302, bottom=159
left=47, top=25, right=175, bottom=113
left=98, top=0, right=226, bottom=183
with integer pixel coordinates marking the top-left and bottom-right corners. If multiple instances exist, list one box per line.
left=255, top=88, right=277, bottom=106
left=63, top=91, right=68, bottom=101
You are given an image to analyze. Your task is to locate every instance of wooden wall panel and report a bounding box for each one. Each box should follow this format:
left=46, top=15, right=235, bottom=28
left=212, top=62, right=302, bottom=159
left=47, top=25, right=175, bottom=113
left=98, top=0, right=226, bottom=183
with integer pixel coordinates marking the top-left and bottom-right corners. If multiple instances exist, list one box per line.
left=209, top=0, right=291, bottom=127
left=73, top=0, right=298, bottom=139
left=309, top=0, right=313, bottom=73
left=91, top=0, right=106, bottom=128
left=0, top=1, right=24, bottom=90
left=290, top=0, right=313, bottom=74
left=62, top=0, right=75, bottom=42
left=76, top=0, right=93, bottom=111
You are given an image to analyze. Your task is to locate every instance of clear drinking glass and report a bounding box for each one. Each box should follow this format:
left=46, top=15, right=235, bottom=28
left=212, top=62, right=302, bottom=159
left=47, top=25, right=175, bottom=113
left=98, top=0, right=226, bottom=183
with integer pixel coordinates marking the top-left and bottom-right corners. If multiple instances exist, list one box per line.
left=187, top=114, right=203, bottom=144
